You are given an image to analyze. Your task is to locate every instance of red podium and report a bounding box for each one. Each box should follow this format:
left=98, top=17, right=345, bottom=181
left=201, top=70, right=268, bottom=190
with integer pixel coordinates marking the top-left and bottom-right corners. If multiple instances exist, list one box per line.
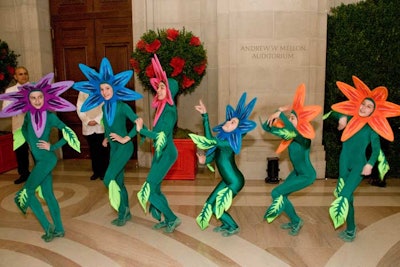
left=165, top=139, right=197, bottom=180
left=0, top=132, right=17, bottom=173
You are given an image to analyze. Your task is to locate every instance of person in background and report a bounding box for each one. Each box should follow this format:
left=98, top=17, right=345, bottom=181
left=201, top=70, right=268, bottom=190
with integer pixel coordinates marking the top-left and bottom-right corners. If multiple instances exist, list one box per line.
left=77, top=91, right=109, bottom=180
left=2, top=66, right=31, bottom=184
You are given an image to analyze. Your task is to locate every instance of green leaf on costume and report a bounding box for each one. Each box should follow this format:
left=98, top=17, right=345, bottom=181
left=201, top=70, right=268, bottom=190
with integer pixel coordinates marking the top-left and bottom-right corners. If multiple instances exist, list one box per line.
left=264, top=195, right=284, bottom=223
left=188, top=133, right=217, bottom=150
left=275, top=128, right=297, bottom=140
left=215, top=187, right=233, bottom=219
left=377, top=149, right=390, bottom=181
left=322, top=111, right=332, bottom=120
left=206, top=163, right=215, bottom=172
left=154, top=131, right=166, bottom=159
left=329, top=196, right=349, bottom=229
left=196, top=203, right=212, bottom=230
left=137, top=181, right=150, bottom=213
left=334, top=177, right=345, bottom=198
left=13, top=128, right=25, bottom=150
left=14, top=188, right=28, bottom=214
left=62, top=126, right=81, bottom=153
left=108, top=180, right=121, bottom=211
left=35, top=186, right=43, bottom=200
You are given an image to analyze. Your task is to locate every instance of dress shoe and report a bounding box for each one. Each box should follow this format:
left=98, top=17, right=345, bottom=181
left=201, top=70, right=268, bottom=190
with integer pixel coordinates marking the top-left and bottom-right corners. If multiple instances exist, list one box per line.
left=14, top=175, right=28, bottom=184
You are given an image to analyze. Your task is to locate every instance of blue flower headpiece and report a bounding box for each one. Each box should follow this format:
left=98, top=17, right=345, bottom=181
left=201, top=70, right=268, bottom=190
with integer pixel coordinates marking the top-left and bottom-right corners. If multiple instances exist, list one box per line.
left=0, top=73, right=75, bottom=137
left=73, top=57, right=143, bottom=125
left=212, top=92, right=257, bottom=154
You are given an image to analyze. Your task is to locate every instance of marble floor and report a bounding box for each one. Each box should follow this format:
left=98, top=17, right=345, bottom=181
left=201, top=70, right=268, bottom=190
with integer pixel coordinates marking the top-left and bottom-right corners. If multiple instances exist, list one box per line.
left=0, top=159, right=399, bottom=267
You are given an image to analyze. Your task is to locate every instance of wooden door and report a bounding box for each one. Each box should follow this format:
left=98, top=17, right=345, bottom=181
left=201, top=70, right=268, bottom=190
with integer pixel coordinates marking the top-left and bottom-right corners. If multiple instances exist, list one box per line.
left=50, top=0, right=136, bottom=159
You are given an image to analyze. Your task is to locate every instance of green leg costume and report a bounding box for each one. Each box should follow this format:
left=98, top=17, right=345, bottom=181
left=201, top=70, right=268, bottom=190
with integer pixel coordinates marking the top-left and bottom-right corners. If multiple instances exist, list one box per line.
left=329, top=123, right=380, bottom=241
left=15, top=112, right=80, bottom=242
left=102, top=101, right=138, bottom=226
left=262, top=113, right=316, bottom=235
left=146, top=143, right=178, bottom=223
left=103, top=140, right=133, bottom=224
left=20, top=154, right=63, bottom=233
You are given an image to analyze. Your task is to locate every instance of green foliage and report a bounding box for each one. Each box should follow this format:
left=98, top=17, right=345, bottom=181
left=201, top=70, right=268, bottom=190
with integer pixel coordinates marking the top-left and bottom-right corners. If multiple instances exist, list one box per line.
left=0, top=39, right=19, bottom=92
left=131, top=28, right=207, bottom=96
left=325, top=0, right=400, bottom=177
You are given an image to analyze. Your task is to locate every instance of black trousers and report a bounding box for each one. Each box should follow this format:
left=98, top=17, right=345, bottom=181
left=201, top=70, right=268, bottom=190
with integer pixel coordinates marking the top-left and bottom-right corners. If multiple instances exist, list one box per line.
left=15, top=142, right=30, bottom=177
left=86, top=133, right=109, bottom=177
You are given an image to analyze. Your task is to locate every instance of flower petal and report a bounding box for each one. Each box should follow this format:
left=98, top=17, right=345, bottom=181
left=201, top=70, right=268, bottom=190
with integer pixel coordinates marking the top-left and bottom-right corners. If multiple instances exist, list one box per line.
left=352, top=75, right=372, bottom=97
left=368, top=116, right=394, bottom=141
left=276, top=140, right=292, bottom=154
left=292, top=84, right=305, bottom=110
left=370, top=86, right=388, bottom=102
left=336, top=81, right=366, bottom=102
left=375, top=101, right=400, bottom=118
left=331, top=101, right=358, bottom=116
left=340, top=117, right=367, bottom=142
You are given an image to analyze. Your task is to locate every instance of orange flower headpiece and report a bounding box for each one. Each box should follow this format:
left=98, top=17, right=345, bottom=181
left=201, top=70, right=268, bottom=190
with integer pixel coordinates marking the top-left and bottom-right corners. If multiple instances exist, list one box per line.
left=275, top=84, right=322, bottom=153
left=332, top=76, right=400, bottom=142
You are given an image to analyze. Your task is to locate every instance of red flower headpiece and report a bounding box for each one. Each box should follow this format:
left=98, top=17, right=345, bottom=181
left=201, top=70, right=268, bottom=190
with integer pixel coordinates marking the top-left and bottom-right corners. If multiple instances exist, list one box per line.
left=275, top=84, right=322, bottom=153
left=332, top=76, right=400, bottom=142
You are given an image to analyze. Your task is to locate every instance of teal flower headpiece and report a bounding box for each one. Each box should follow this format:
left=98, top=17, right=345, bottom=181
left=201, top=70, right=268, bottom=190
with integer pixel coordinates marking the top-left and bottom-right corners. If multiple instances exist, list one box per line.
left=212, top=92, right=257, bottom=154
left=73, top=57, right=143, bottom=125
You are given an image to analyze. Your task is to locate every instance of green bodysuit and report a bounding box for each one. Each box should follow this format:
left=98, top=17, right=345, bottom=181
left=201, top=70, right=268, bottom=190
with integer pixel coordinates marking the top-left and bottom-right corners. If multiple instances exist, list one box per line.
left=202, top=113, right=245, bottom=232
left=16, top=112, right=69, bottom=237
left=331, top=114, right=380, bottom=234
left=103, top=101, right=138, bottom=225
left=262, top=113, right=316, bottom=229
left=138, top=101, right=178, bottom=224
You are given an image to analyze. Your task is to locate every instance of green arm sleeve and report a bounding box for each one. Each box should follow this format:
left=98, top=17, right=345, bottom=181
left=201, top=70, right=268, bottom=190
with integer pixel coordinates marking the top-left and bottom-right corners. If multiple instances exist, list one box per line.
left=367, top=130, right=381, bottom=166
left=123, top=103, right=138, bottom=138
left=50, top=114, right=67, bottom=151
left=202, top=113, right=213, bottom=139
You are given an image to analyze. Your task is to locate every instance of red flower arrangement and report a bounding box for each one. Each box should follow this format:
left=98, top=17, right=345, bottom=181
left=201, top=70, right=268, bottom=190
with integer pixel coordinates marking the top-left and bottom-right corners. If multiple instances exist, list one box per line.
left=0, top=39, right=19, bottom=92
left=131, top=28, right=207, bottom=95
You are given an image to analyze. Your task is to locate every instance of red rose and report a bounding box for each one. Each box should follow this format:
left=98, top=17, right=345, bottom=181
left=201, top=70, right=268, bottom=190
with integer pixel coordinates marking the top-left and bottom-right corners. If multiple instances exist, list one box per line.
left=166, top=28, right=179, bottom=41
left=145, top=64, right=154, bottom=78
left=194, top=64, right=206, bottom=75
left=145, top=39, right=161, bottom=53
left=6, top=65, right=15, bottom=76
left=136, top=39, right=146, bottom=50
left=170, top=57, right=185, bottom=77
left=0, top=72, right=4, bottom=81
left=181, top=75, right=195, bottom=89
left=129, top=58, right=140, bottom=73
left=189, top=36, right=201, bottom=46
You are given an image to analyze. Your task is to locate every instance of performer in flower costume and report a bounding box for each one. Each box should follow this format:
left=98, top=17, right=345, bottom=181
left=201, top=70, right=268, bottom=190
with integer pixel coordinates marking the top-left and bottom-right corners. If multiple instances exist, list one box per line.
left=136, top=55, right=181, bottom=233
left=260, top=84, right=321, bottom=235
left=189, top=93, right=257, bottom=237
left=73, top=57, right=143, bottom=226
left=0, top=73, right=80, bottom=242
left=325, top=76, right=400, bottom=242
